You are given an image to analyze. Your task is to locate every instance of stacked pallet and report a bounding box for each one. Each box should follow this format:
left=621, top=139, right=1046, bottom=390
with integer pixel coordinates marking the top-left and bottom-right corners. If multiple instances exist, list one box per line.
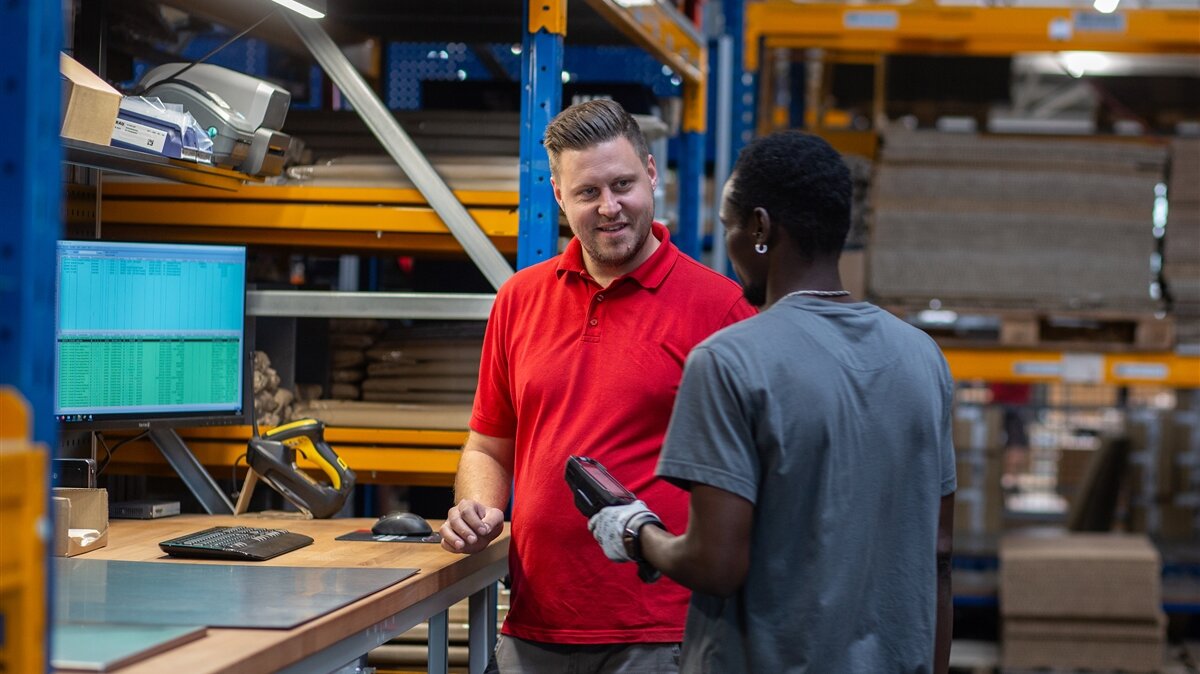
left=1166, top=137, right=1200, bottom=349
left=870, top=131, right=1166, bottom=314
left=360, top=323, right=484, bottom=405
left=1000, top=533, right=1165, bottom=672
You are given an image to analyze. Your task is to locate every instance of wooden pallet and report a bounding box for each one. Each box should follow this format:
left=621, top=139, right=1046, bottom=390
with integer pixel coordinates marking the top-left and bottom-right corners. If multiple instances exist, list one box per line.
left=887, top=306, right=1176, bottom=352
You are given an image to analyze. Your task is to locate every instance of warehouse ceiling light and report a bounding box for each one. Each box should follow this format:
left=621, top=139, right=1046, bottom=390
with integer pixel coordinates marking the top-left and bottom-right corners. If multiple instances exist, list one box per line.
left=270, top=0, right=325, bottom=19
left=1093, top=0, right=1120, bottom=14
left=1061, top=51, right=1111, bottom=78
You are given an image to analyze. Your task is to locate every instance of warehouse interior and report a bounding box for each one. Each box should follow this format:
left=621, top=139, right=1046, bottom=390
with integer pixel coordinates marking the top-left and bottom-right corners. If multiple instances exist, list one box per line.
left=2, top=0, right=1199, bottom=672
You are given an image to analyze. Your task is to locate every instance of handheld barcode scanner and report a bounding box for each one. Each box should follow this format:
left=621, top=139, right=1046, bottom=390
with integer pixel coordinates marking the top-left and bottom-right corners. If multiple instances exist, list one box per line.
left=566, top=455, right=637, bottom=516
left=566, top=456, right=660, bottom=583
left=244, top=419, right=356, bottom=519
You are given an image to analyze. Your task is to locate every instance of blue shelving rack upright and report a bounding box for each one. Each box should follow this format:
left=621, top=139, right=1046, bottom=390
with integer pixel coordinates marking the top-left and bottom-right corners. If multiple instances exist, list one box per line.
left=1, top=2, right=62, bottom=671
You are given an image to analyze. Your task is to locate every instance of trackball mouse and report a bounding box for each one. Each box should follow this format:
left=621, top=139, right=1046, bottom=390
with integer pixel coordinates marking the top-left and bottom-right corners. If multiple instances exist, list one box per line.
left=372, top=511, right=433, bottom=536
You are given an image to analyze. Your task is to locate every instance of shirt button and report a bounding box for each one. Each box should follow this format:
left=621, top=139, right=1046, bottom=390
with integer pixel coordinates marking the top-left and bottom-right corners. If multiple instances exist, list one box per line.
left=595, top=294, right=604, bottom=302
left=589, top=319, right=598, bottom=326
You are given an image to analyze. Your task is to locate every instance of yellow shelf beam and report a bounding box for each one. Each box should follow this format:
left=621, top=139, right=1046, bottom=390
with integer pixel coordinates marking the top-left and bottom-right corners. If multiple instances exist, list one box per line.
left=944, top=349, right=1200, bottom=388
left=582, top=0, right=708, bottom=132
left=97, top=183, right=521, bottom=253
left=105, top=425, right=469, bottom=487
left=746, top=2, right=1200, bottom=69
left=101, top=182, right=520, bottom=207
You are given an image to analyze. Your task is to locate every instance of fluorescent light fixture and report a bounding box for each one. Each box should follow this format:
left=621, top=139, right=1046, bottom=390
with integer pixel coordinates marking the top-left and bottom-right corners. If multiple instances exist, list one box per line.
left=1061, top=51, right=1110, bottom=78
left=1093, top=0, right=1120, bottom=13
left=614, top=0, right=658, bottom=7
left=270, top=0, right=325, bottom=19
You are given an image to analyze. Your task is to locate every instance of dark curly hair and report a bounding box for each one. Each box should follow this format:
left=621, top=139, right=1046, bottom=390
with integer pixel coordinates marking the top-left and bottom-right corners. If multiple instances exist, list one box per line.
left=544, top=99, right=649, bottom=176
left=727, top=131, right=851, bottom=259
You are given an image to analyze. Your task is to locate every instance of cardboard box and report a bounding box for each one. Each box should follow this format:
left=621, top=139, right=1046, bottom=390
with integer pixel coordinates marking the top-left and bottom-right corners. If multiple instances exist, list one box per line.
left=1003, top=614, right=1165, bottom=672
left=60, top=53, right=121, bottom=146
left=52, top=487, right=109, bottom=557
left=999, top=532, right=1161, bottom=621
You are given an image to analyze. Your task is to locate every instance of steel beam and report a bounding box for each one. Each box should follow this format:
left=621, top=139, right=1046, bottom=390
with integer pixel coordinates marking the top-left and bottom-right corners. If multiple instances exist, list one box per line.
left=247, top=290, right=495, bottom=320
left=284, top=14, right=515, bottom=290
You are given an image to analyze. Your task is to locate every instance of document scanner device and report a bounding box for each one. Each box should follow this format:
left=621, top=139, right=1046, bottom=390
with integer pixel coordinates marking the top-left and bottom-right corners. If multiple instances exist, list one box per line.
left=137, top=63, right=294, bottom=177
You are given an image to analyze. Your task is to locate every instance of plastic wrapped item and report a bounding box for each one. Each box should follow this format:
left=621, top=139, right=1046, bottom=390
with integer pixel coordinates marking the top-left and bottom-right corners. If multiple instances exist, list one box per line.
left=111, top=96, right=214, bottom=163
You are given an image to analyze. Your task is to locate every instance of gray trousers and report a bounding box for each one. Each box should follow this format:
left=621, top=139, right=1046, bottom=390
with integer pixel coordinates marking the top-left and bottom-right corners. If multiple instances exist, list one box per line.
left=485, top=634, right=681, bottom=674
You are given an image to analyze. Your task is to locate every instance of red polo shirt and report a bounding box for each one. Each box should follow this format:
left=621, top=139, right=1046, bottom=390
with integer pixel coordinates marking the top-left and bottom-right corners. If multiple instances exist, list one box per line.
left=472, top=223, right=756, bottom=644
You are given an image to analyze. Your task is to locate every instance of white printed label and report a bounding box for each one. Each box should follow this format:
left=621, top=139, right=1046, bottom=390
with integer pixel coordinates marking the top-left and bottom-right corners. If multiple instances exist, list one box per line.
left=844, top=10, right=899, bottom=30
left=111, top=118, right=168, bottom=153
left=1063, top=353, right=1105, bottom=384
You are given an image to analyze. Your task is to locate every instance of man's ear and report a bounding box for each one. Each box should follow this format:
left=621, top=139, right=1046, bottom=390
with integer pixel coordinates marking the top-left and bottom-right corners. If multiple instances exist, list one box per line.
left=753, top=206, right=773, bottom=247
left=646, top=154, right=658, bottom=190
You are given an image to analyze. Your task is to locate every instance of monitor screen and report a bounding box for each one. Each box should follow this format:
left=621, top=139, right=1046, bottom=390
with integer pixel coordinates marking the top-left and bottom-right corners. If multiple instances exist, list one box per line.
left=55, top=240, right=248, bottom=430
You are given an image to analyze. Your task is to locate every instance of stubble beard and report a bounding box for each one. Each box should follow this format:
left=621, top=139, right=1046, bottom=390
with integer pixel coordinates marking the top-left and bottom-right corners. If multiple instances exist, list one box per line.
left=580, top=214, right=654, bottom=271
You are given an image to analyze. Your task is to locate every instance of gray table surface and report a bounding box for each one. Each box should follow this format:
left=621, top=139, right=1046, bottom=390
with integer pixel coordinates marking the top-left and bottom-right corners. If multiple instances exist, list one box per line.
left=55, top=558, right=418, bottom=629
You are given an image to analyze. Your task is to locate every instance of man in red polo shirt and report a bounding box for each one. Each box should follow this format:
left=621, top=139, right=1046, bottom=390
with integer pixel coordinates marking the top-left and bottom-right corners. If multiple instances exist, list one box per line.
left=439, top=99, right=755, bottom=673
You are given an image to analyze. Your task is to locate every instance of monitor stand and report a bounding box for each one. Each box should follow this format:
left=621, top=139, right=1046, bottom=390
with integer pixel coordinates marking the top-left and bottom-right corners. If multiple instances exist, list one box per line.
left=148, top=428, right=235, bottom=515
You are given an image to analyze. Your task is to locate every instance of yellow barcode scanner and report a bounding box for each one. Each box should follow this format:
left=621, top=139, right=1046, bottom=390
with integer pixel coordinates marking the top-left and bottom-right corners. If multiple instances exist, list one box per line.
left=246, top=419, right=356, bottom=519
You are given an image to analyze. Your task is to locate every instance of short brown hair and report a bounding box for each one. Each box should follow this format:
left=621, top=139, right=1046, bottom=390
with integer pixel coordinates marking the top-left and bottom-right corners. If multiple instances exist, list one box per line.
left=543, top=99, right=649, bottom=176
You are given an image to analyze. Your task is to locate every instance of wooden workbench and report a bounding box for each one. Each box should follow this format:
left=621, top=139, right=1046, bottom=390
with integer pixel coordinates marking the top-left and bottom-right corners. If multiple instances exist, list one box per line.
left=55, top=515, right=508, bottom=674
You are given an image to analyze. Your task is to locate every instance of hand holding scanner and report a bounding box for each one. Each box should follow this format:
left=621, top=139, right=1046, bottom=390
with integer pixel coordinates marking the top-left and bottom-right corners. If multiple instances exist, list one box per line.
left=565, top=456, right=663, bottom=583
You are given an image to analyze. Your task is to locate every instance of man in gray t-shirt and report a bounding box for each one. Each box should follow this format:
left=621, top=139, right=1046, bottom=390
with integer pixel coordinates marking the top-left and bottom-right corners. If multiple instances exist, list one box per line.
left=586, top=131, right=955, bottom=673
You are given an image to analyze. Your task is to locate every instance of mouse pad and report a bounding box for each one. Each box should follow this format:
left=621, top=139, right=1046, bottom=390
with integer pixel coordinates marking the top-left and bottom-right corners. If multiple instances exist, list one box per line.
left=337, top=529, right=442, bottom=544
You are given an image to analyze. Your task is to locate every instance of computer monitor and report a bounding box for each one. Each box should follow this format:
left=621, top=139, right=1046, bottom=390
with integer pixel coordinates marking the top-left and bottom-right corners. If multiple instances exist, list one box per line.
left=55, top=240, right=249, bottom=431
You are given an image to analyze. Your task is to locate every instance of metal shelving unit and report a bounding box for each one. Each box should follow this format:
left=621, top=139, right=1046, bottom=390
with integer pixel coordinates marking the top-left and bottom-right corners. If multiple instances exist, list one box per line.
left=62, top=138, right=262, bottom=191
left=64, top=0, right=713, bottom=489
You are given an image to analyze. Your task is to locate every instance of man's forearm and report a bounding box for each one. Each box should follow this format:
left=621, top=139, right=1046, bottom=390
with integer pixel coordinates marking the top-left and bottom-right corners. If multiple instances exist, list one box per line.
left=455, top=448, right=513, bottom=508
left=641, top=523, right=746, bottom=597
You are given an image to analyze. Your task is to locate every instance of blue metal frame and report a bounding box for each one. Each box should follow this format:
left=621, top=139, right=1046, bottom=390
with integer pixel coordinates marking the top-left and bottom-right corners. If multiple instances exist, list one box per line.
left=674, top=132, right=704, bottom=260
left=3, top=0, right=61, bottom=448
left=724, top=0, right=755, bottom=153
left=2, top=3, right=62, bottom=670
left=517, top=10, right=563, bottom=270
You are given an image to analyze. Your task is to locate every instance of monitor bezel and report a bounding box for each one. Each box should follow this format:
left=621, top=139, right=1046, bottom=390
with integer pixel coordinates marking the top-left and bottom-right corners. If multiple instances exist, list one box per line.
left=54, top=240, right=253, bottom=433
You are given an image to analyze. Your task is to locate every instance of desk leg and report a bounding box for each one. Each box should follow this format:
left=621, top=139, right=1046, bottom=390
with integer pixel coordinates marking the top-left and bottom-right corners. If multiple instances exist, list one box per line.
left=469, top=581, right=498, bottom=674
left=428, top=610, right=449, bottom=674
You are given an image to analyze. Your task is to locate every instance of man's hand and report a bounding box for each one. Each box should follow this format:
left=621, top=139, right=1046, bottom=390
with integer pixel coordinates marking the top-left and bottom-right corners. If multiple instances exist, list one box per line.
left=588, top=500, right=660, bottom=562
left=441, top=498, right=505, bottom=554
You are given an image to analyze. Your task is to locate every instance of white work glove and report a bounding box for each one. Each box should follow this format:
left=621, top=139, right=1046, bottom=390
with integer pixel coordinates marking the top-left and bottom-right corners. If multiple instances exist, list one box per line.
left=588, top=500, right=659, bottom=563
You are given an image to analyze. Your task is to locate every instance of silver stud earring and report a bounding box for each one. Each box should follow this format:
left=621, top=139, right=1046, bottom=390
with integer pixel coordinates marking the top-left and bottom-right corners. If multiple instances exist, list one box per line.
left=755, top=243, right=768, bottom=255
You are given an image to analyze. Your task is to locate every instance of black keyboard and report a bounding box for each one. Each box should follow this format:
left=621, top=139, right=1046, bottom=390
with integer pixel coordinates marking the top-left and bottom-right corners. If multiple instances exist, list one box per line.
left=159, top=526, right=314, bottom=561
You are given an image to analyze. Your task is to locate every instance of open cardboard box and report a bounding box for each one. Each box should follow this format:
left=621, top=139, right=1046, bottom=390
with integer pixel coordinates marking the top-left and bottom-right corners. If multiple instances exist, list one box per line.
left=60, top=52, right=121, bottom=146
left=52, top=487, right=109, bottom=557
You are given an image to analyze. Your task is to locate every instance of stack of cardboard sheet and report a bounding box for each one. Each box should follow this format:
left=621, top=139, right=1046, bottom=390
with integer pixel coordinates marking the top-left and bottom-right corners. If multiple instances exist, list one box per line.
left=290, top=399, right=471, bottom=430
left=999, top=533, right=1164, bottom=672
left=1166, top=137, right=1200, bottom=348
left=359, top=324, right=484, bottom=405
left=328, top=319, right=386, bottom=400
left=870, top=131, right=1166, bottom=312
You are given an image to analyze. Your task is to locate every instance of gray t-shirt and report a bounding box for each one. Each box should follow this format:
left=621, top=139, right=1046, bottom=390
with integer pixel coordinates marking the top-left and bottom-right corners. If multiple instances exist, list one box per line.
left=657, top=296, right=956, bottom=673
